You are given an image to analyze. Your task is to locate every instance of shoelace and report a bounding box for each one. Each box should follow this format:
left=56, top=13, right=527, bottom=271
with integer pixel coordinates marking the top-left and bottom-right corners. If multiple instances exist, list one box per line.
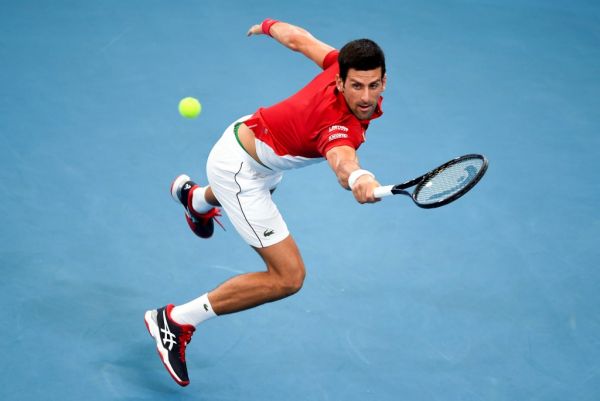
left=178, top=329, right=194, bottom=362
left=198, top=208, right=225, bottom=231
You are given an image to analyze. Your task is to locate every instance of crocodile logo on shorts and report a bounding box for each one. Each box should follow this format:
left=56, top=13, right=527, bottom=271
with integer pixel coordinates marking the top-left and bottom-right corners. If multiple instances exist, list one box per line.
left=263, top=229, right=275, bottom=237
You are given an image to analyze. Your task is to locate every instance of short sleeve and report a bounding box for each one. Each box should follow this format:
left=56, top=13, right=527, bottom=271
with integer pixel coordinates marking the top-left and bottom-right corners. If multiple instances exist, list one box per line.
left=322, top=50, right=339, bottom=70
left=317, top=120, right=365, bottom=156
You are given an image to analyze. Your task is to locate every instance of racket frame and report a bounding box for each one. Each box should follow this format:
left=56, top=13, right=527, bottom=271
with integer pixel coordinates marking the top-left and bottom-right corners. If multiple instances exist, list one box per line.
left=375, top=154, right=488, bottom=208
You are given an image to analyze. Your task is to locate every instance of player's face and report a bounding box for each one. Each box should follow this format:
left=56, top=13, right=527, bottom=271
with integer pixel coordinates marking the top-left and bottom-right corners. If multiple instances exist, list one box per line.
left=337, top=68, right=386, bottom=120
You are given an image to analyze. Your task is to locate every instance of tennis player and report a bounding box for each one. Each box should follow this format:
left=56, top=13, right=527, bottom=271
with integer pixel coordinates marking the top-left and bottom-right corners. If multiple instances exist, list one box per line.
left=145, top=18, right=386, bottom=386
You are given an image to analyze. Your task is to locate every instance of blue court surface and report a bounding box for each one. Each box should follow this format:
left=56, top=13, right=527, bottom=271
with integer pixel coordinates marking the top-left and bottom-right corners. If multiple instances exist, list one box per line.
left=2, top=1, right=599, bottom=400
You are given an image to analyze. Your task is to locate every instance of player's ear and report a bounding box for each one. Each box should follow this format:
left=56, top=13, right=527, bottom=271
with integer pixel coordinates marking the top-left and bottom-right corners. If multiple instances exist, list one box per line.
left=335, top=74, right=344, bottom=92
left=382, top=74, right=387, bottom=91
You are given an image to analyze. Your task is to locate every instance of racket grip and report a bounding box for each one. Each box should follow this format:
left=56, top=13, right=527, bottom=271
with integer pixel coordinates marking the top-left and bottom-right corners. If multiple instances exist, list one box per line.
left=373, top=185, right=394, bottom=198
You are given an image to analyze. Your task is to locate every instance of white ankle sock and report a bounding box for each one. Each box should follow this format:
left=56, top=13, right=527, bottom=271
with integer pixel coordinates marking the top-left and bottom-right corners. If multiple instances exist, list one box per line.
left=171, top=293, right=217, bottom=327
left=191, top=186, right=214, bottom=214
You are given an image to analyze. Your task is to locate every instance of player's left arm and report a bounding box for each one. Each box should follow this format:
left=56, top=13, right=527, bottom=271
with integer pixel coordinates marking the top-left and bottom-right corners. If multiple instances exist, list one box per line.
left=326, top=145, right=381, bottom=204
left=247, top=19, right=335, bottom=69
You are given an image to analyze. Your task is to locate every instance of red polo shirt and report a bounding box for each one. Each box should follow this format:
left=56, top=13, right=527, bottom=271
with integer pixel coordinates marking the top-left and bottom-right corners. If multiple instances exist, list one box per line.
left=244, top=50, right=383, bottom=171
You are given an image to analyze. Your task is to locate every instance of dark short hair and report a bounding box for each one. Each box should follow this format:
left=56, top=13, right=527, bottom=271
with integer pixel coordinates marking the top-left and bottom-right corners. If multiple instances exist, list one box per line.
left=338, top=39, right=386, bottom=82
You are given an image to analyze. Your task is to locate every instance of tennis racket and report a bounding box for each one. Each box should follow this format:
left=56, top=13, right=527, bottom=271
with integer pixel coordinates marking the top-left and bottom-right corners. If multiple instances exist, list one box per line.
left=373, top=154, right=488, bottom=208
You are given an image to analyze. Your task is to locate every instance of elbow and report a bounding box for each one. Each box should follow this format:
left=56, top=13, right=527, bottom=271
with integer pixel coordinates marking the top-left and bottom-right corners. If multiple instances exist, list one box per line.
left=280, top=27, right=309, bottom=51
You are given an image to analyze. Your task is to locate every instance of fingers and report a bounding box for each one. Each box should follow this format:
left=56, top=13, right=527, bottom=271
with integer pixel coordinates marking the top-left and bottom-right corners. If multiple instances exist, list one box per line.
left=247, top=24, right=262, bottom=36
left=352, top=176, right=381, bottom=204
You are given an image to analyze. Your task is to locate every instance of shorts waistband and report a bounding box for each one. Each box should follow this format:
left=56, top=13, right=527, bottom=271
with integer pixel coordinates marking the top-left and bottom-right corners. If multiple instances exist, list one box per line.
left=227, top=116, right=276, bottom=176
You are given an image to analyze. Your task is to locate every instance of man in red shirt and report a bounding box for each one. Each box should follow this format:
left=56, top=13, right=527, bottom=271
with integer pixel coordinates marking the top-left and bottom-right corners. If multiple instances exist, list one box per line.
left=145, top=18, right=386, bottom=386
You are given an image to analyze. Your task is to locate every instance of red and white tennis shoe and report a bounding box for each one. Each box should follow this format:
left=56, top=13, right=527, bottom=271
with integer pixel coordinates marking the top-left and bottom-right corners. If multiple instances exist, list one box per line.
left=170, top=174, right=222, bottom=238
left=144, top=305, right=195, bottom=386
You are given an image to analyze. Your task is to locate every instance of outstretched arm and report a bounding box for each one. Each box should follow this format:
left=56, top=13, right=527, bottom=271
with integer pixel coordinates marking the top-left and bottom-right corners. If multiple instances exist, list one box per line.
left=247, top=19, right=335, bottom=69
left=326, top=145, right=381, bottom=204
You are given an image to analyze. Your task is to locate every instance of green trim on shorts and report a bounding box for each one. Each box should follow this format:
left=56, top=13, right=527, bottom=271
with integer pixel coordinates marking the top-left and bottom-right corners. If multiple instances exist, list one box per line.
left=233, top=122, right=247, bottom=153
left=233, top=122, right=273, bottom=170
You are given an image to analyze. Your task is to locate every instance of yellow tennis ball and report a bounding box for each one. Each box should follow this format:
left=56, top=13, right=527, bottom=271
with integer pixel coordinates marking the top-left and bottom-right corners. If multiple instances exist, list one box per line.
left=178, top=97, right=202, bottom=118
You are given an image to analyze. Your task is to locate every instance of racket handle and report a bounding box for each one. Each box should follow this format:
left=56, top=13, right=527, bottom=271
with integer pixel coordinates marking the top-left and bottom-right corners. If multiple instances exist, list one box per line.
left=373, top=185, right=395, bottom=198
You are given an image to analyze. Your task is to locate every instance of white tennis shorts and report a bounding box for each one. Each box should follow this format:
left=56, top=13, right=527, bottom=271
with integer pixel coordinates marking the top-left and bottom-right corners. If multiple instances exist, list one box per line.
left=206, top=116, right=289, bottom=248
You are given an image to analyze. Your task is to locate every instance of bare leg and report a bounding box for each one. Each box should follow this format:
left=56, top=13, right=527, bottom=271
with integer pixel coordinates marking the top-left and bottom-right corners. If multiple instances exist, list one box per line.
left=204, top=186, right=221, bottom=207
left=206, top=235, right=306, bottom=315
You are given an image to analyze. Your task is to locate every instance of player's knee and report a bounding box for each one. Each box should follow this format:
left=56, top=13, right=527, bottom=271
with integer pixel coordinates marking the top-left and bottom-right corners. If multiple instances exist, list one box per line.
left=285, top=268, right=306, bottom=295
left=276, top=263, right=305, bottom=297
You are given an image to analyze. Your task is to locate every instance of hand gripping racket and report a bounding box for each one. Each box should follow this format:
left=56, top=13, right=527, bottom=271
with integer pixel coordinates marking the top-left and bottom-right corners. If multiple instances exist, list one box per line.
left=373, top=154, right=488, bottom=208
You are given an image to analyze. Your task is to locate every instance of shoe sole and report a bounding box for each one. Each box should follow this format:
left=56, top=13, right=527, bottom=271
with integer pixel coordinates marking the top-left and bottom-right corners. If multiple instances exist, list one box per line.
left=144, top=310, right=190, bottom=387
left=170, top=174, right=191, bottom=204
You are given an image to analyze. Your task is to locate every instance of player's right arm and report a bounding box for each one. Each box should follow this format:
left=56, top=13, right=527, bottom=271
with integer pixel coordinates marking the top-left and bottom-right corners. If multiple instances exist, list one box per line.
left=326, top=145, right=380, bottom=204
left=247, top=19, right=335, bottom=69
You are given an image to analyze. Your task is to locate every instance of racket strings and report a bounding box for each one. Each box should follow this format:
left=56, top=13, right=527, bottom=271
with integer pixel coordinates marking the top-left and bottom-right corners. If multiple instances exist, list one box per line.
left=415, top=158, right=484, bottom=204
